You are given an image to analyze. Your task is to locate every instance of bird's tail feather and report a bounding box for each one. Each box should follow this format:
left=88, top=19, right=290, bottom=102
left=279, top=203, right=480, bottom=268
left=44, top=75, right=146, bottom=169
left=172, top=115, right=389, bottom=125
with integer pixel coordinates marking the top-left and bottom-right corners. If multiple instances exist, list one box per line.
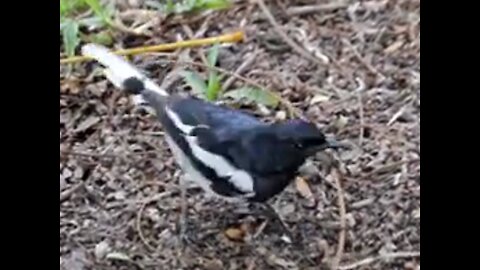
left=81, top=43, right=169, bottom=107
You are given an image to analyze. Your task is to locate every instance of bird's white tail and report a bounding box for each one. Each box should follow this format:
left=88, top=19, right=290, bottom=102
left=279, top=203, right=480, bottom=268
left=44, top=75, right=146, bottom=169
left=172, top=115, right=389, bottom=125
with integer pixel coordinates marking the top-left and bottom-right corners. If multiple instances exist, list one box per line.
left=81, top=43, right=169, bottom=101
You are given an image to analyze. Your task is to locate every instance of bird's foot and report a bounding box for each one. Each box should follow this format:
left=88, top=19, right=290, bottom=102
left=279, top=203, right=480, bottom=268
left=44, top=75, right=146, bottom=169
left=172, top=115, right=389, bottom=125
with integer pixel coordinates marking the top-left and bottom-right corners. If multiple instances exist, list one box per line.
left=258, top=203, right=295, bottom=244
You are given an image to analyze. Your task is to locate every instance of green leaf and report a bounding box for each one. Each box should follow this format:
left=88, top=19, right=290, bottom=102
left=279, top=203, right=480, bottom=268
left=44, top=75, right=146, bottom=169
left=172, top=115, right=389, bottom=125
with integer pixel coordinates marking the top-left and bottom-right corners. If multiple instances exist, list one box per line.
left=60, top=0, right=68, bottom=16
left=90, top=30, right=113, bottom=45
left=207, top=43, right=219, bottom=68
left=61, top=19, right=80, bottom=57
left=60, top=0, right=87, bottom=16
left=224, top=87, right=279, bottom=108
left=181, top=71, right=208, bottom=96
left=206, top=73, right=222, bottom=101
left=78, top=16, right=106, bottom=28
left=83, top=0, right=112, bottom=25
left=199, top=0, right=232, bottom=10
left=165, top=0, right=175, bottom=13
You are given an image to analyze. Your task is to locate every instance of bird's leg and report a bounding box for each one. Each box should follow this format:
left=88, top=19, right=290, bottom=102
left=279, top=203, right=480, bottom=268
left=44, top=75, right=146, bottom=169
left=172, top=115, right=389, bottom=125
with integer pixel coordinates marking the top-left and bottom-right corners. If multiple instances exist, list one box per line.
left=178, top=174, right=189, bottom=246
left=257, top=203, right=294, bottom=243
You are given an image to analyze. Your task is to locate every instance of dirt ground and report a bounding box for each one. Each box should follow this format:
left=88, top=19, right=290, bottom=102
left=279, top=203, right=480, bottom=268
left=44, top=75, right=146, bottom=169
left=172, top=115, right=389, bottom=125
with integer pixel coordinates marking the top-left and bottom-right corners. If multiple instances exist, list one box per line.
left=60, top=0, right=420, bottom=269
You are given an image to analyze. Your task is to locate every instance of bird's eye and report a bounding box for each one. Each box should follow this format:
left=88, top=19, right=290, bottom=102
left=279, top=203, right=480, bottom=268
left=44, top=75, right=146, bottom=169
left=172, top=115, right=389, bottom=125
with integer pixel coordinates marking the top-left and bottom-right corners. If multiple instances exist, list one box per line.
left=294, top=142, right=303, bottom=149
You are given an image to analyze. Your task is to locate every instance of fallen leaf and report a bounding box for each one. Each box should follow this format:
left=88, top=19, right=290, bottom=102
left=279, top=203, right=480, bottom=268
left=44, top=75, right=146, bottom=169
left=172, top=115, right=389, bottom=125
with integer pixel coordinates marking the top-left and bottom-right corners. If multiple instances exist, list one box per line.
left=94, top=241, right=110, bottom=260
left=310, top=94, right=330, bottom=105
left=334, top=115, right=349, bottom=129
left=412, top=208, right=420, bottom=219
left=105, top=252, right=132, bottom=262
left=384, top=40, right=404, bottom=54
left=295, top=177, right=313, bottom=199
left=224, top=226, right=246, bottom=242
left=75, top=116, right=100, bottom=133
left=267, top=254, right=297, bottom=269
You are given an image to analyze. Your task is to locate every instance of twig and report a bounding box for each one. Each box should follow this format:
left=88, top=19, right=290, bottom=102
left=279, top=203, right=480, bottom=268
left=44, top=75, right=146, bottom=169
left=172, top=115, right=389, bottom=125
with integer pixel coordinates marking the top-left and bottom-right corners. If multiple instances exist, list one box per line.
left=361, top=158, right=420, bottom=180
left=60, top=31, right=244, bottom=64
left=330, top=168, right=347, bottom=270
left=286, top=2, right=348, bottom=16
left=182, top=23, right=210, bottom=66
left=60, top=182, right=85, bottom=203
left=255, top=0, right=326, bottom=66
left=136, top=192, right=174, bottom=252
left=338, top=251, right=420, bottom=270
left=222, top=50, right=258, bottom=91
left=60, top=149, right=118, bottom=160
left=354, top=78, right=366, bottom=146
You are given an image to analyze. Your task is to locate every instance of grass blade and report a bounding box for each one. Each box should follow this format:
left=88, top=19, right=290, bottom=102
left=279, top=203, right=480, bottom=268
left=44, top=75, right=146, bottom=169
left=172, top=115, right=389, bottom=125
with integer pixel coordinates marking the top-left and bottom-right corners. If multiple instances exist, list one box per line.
left=83, top=0, right=112, bottom=24
left=61, top=19, right=80, bottom=57
left=207, top=73, right=222, bottom=101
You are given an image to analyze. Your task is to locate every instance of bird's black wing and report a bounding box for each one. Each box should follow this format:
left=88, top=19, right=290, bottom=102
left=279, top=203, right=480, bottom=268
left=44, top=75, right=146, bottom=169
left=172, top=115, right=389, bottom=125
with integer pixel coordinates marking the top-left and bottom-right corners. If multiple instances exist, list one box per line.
left=167, top=96, right=265, bottom=140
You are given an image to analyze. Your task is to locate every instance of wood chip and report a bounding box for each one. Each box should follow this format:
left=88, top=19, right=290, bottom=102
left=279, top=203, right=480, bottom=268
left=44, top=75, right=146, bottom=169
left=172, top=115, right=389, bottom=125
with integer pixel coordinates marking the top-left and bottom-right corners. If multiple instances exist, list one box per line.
left=75, top=116, right=101, bottom=133
left=295, top=176, right=313, bottom=199
left=224, top=227, right=246, bottom=242
left=384, top=40, right=404, bottom=54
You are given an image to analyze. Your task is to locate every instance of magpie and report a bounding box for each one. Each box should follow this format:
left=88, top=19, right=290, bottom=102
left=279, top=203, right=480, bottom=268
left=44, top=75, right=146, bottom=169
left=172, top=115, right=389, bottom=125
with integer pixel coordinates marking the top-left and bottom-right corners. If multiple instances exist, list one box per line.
left=82, top=43, right=342, bottom=240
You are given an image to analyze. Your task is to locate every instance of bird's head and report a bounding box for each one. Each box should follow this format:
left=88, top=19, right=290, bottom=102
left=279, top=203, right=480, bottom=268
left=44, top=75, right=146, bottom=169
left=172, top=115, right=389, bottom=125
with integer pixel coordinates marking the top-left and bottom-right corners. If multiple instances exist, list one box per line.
left=273, top=119, right=343, bottom=157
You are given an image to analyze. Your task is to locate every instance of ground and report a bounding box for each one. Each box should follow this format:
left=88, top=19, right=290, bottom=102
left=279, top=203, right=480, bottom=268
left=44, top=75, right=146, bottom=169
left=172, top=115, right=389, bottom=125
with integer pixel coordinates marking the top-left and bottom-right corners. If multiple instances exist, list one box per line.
left=60, top=1, right=420, bottom=269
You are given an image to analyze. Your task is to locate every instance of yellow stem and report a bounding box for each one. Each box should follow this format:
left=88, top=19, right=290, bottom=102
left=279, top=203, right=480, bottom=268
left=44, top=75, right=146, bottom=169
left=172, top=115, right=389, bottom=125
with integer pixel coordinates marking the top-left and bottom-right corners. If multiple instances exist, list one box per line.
left=60, top=31, right=244, bottom=65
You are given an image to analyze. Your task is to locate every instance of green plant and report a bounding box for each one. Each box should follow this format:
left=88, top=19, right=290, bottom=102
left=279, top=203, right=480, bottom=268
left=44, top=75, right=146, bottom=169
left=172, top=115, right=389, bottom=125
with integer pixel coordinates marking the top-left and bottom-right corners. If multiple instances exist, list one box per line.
left=181, top=44, right=279, bottom=108
left=60, top=0, right=114, bottom=57
left=158, top=0, right=231, bottom=14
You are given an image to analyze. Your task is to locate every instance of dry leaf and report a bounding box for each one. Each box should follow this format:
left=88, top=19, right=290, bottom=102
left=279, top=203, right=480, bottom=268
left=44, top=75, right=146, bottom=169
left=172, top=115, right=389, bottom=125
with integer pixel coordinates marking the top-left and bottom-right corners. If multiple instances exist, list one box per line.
left=310, top=94, right=330, bottom=105
left=384, top=40, right=404, bottom=54
left=335, top=115, right=349, bottom=129
left=295, top=177, right=313, bottom=199
left=267, top=254, right=298, bottom=269
left=105, top=252, right=132, bottom=262
left=94, top=241, right=111, bottom=260
left=75, top=116, right=100, bottom=133
left=224, top=227, right=246, bottom=242
left=412, top=208, right=420, bottom=219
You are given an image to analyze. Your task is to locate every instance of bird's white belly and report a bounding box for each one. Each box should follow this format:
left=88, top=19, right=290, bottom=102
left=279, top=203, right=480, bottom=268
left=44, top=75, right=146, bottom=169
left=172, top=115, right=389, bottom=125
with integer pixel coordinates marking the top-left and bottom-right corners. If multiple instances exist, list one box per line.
left=164, top=135, right=246, bottom=202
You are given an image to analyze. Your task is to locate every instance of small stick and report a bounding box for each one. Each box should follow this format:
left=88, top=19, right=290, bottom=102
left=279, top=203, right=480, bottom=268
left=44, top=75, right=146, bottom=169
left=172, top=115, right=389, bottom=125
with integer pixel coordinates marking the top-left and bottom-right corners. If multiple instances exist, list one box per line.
left=222, top=50, right=258, bottom=91
left=330, top=168, right=347, bottom=270
left=136, top=192, right=174, bottom=251
left=338, top=251, right=420, bottom=270
left=60, top=182, right=85, bottom=203
left=286, top=2, right=348, bottom=16
left=60, top=31, right=244, bottom=64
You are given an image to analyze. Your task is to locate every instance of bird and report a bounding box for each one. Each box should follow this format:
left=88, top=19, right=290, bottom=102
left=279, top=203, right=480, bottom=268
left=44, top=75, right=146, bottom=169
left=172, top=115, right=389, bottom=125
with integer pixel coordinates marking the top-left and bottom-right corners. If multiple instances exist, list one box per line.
left=81, top=43, right=343, bottom=241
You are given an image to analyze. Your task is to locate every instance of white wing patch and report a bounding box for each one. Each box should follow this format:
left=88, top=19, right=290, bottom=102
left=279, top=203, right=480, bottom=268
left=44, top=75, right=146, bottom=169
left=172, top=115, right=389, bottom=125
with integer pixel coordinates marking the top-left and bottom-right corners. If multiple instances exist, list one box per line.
left=164, top=104, right=255, bottom=194
left=185, top=135, right=254, bottom=193
left=165, top=106, right=195, bottom=134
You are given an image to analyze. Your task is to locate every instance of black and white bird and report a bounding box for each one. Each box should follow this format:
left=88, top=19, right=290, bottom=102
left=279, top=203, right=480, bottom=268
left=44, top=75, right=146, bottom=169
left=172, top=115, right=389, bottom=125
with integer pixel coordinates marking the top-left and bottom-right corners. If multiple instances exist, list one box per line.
left=82, top=43, right=342, bottom=239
